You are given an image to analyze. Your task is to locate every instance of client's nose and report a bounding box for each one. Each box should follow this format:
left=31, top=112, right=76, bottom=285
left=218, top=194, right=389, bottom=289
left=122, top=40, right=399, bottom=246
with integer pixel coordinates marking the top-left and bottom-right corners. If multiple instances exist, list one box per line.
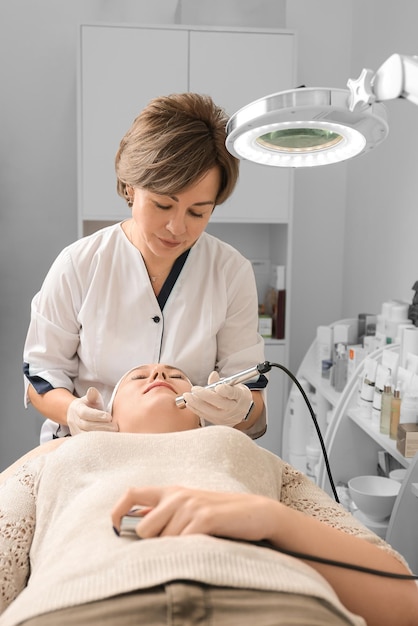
left=151, top=367, right=167, bottom=381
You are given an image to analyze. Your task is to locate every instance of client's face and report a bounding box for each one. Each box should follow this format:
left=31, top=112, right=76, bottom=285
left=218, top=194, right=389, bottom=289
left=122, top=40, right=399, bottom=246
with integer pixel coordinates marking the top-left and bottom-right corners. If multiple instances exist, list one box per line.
left=111, top=364, right=200, bottom=433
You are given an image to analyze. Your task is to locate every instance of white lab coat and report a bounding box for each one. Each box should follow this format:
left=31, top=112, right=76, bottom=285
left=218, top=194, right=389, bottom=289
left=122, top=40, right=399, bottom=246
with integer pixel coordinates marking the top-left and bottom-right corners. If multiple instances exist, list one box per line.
left=23, top=224, right=266, bottom=440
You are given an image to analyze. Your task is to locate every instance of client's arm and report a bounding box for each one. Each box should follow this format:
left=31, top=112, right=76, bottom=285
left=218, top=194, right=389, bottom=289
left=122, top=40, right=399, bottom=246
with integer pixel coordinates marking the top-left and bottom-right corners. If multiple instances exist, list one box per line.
left=0, top=438, right=65, bottom=485
left=112, top=485, right=418, bottom=626
left=0, top=462, right=39, bottom=614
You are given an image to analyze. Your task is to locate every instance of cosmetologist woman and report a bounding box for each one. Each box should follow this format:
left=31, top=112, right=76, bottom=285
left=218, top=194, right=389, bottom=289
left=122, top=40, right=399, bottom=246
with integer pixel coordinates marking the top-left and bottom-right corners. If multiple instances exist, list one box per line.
left=23, top=93, right=267, bottom=442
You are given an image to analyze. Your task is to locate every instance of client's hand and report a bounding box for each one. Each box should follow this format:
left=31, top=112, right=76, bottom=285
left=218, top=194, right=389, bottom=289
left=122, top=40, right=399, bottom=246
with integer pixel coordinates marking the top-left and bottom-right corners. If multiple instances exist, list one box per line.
left=181, top=371, right=254, bottom=427
left=67, top=387, right=119, bottom=435
left=111, top=485, right=277, bottom=542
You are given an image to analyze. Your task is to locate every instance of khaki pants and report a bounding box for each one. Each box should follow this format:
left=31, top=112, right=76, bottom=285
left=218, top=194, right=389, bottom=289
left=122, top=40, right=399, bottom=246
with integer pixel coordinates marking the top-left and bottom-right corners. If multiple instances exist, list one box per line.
left=20, top=582, right=356, bottom=626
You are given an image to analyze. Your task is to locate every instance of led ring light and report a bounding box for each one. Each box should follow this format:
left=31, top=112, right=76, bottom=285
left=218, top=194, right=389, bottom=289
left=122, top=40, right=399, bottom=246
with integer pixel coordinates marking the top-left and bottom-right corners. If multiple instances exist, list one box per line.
left=226, top=87, right=388, bottom=167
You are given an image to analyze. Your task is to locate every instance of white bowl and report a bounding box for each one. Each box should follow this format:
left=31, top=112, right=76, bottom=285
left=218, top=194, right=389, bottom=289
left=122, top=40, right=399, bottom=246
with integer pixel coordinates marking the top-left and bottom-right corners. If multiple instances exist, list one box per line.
left=348, top=475, right=401, bottom=522
left=389, top=468, right=407, bottom=483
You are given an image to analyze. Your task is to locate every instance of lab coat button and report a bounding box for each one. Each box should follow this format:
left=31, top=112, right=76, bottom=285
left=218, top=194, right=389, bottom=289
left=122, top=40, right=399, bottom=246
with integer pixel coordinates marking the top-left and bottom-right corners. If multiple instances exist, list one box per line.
left=152, top=316, right=160, bottom=323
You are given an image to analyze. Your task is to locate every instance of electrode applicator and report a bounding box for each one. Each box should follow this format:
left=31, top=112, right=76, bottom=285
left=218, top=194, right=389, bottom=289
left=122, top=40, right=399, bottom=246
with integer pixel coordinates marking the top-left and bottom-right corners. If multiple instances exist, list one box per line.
left=175, top=361, right=272, bottom=408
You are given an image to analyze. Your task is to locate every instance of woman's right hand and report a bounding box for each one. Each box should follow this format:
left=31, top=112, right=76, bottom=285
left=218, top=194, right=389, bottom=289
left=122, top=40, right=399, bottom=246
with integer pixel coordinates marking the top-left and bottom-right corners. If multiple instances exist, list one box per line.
left=67, top=387, right=119, bottom=435
left=111, top=485, right=275, bottom=541
left=181, top=371, right=254, bottom=427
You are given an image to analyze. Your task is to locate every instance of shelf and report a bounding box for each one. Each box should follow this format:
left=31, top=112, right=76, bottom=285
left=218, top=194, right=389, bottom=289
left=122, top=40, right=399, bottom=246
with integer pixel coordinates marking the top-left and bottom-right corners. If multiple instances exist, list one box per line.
left=348, top=407, right=411, bottom=468
left=289, top=320, right=418, bottom=572
left=264, top=338, right=286, bottom=346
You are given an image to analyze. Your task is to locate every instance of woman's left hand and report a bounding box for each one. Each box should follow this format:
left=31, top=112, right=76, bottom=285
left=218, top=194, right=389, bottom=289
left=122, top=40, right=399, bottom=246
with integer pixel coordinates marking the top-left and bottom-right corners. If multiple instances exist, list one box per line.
left=111, top=485, right=275, bottom=541
left=181, top=371, right=254, bottom=427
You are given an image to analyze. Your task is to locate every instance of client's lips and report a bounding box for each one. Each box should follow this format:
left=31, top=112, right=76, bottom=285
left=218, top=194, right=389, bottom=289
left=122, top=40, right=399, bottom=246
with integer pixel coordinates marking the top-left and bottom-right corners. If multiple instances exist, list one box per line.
left=144, top=381, right=175, bottom=394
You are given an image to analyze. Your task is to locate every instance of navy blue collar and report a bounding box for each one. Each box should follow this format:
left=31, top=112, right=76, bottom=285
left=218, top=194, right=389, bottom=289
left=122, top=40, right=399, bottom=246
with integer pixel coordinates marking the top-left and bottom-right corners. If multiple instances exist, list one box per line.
left=157, top=249, right=190, bottom=311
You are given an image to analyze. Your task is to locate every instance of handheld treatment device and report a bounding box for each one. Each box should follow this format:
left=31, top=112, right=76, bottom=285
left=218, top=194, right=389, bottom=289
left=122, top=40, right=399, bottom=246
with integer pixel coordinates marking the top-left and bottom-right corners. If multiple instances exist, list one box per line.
left=175, top=361, right=272, bottom=408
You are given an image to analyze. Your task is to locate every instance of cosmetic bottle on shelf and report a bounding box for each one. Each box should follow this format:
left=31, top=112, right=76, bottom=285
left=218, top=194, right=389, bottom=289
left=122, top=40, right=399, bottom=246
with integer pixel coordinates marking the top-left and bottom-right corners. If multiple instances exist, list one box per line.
left=390, top=387, right=401, bottom=440
left=371, top=365, right=391, bottom=429
left=380, top=378, right=393, bottom=435
left=398, top=385, right=418, bottom=425
left=333, top=343, right=348, bottom=392
left=358, top=357, right=378, bottom=418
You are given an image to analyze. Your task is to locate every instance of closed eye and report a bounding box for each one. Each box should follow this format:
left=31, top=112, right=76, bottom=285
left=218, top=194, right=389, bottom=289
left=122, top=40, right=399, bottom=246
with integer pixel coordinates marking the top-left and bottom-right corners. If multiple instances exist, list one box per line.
left=154, top=201, right=206, bottom=219
left=131, top=374, right=148, bottom=380
left=188, top=210, right=204, bottom=218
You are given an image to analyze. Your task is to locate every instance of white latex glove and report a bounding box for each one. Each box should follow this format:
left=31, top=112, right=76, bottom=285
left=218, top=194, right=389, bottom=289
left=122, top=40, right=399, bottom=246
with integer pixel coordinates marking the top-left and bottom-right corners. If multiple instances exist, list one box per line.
left=67, top=387, right=119, bottom=436
left=181, top=371, right=254, bottom=427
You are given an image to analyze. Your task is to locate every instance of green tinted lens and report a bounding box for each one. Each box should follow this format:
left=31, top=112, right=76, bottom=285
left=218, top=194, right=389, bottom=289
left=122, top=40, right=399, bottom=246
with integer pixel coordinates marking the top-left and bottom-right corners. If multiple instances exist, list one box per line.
left=256, top=128, right=343, bottom=152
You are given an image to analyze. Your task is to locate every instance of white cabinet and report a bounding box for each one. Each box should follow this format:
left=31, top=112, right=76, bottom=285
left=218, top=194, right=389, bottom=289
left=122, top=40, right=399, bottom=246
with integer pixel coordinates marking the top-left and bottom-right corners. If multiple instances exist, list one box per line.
left=188, top=29, right=294, bottom=223
left=283, top=321, right=418, bottom=572
left=78, top=24, right=295, bottom=227
left=78, top=25, right=189, bottom=225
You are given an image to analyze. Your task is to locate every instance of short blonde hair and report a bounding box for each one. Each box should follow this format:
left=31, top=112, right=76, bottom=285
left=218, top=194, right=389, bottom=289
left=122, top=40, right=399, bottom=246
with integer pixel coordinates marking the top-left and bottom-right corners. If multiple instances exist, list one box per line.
left=115, top=93, right=239, bottom=206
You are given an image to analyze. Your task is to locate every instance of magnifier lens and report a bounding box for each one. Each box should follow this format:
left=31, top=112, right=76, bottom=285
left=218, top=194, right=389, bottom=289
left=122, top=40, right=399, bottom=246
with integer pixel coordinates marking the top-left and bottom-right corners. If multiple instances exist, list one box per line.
left=256, top=128, right=343, bottom=153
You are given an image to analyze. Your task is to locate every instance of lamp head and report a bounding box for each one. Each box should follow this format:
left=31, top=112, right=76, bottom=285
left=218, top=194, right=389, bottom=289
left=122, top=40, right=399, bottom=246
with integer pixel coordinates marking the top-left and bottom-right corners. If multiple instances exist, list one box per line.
left=226, top=87, right=388, bottom=167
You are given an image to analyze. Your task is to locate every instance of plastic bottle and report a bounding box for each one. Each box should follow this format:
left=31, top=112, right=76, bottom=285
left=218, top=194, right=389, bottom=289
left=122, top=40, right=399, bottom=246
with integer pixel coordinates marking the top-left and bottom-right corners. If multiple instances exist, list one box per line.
left=398, top=386, right=418, bottom=424
left=371, top=365, right=391, bottom=429
left=390, top=387, right=401, bottom=440
left=380, top=378, right=393, bottom=435
left=333, top=343, right=348, bottom=392
left=358, top=357, right=378, bottom=418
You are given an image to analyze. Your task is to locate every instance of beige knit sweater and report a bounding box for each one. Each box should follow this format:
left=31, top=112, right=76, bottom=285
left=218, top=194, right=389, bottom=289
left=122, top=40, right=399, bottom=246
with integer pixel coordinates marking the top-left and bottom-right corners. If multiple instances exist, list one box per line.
left=0, top=427, right=406, bottom=625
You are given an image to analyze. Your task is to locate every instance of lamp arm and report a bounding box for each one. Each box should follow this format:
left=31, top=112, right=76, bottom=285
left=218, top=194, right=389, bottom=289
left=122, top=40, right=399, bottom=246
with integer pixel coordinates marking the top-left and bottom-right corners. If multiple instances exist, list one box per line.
left=347, top=53, right=418, bottom=111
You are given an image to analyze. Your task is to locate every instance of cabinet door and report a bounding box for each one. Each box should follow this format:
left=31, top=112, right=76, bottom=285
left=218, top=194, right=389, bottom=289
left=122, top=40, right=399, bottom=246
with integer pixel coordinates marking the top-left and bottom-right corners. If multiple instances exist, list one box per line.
left=189, top=30, right=295, bottom=223
left=79, top=26, right=188, bottom=222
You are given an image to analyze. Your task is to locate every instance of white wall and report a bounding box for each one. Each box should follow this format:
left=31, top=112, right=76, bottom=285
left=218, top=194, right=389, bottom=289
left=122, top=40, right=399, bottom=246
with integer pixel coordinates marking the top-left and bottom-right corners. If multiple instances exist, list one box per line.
left=286, top=1, right=418, bottom=373
left=286, top=0, right=352, bottom=373
left=178, top=0, right=285, bottom=26
left=344, top=0, right=418, bottom=316
left=0, top=0, right=180, bottom=469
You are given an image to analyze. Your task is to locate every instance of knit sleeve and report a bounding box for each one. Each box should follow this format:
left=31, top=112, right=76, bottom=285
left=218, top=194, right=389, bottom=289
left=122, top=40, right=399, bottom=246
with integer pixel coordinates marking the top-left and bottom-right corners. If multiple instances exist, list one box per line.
left=279, top=461, right=409, bottom=566
left=0, top=461, right=38, bottom=614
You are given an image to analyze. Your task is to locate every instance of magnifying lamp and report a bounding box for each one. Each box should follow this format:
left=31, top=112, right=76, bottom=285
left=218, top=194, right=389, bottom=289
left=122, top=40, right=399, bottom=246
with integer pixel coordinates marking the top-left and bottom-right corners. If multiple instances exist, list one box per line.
left=226, top=53, right=418, bottom=167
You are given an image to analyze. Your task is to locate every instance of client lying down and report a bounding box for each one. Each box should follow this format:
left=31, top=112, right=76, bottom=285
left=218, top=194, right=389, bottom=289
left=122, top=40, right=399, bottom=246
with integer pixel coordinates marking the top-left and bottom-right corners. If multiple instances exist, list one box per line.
left=0, top=364, right=417, bottom=626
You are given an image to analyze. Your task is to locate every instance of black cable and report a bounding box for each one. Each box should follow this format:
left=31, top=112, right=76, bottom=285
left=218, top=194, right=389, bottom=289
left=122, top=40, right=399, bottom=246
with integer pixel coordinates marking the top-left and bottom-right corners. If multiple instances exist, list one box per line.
left=251, top=541, right=418, bottom=580
left=267, top=362, right=340, bottom=503
left=274, top=545, right=418, bottom=580
left=260, top=362, right=418, bottom=580
left=226, top=539, right=418, bottom=580
left=176, top=360, right=418, bottom=580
